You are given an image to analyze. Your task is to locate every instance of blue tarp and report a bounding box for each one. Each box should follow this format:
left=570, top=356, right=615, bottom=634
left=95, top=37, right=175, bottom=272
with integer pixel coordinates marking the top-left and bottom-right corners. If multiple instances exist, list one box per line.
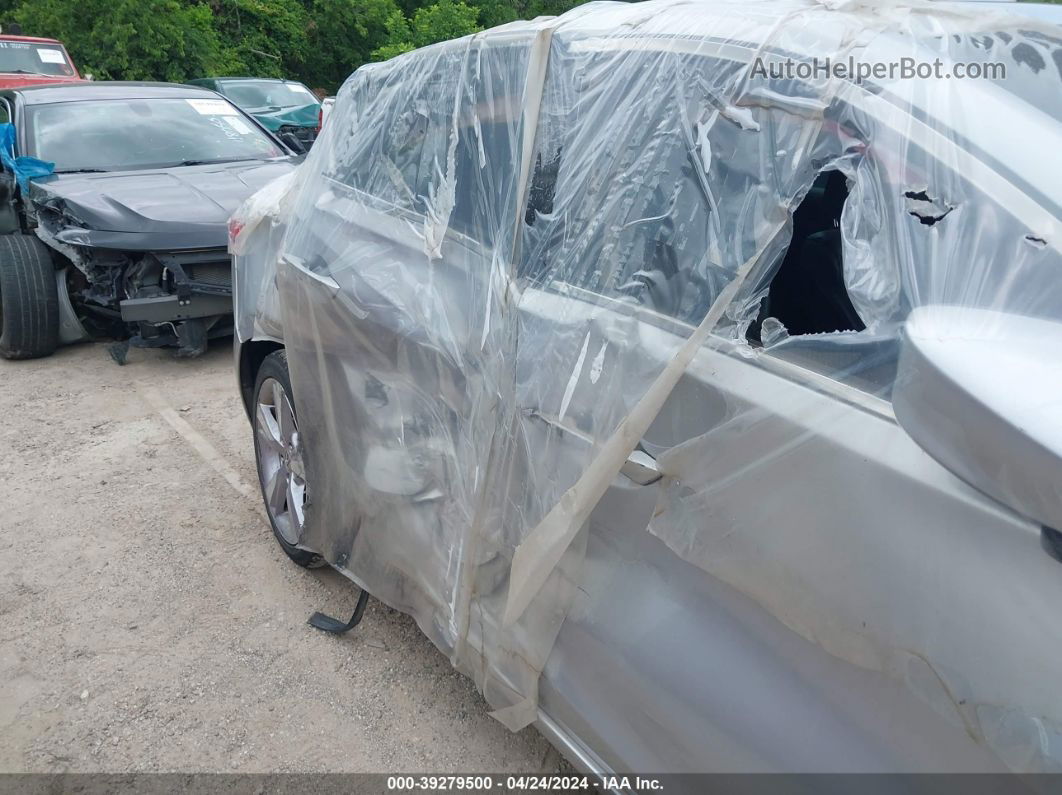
left=0, top=123, right=54, bottom=192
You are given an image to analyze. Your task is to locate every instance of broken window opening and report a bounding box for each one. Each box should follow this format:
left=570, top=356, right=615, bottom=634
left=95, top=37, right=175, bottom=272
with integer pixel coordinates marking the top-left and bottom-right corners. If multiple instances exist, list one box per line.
left=743, top=170, right=900, bottom=398
left=751, top=170, right=865, bottom=340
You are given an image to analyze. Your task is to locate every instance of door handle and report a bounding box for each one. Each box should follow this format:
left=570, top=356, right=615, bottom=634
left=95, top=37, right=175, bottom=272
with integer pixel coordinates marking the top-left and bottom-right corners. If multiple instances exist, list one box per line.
left=621, top=449, right=661, bottom=485
left=528, top=410, right=662, bottom=486
left=281, top=254, right=340, bottom=293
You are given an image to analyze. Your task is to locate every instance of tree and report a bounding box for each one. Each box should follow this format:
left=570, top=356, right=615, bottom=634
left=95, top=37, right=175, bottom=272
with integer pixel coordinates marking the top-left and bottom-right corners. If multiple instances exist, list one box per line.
left=370, top=8, right=415, bottom=61
left=466, top=0, right=517, bottom=29
left=410, top=0, right=481, bottom=47
left=522, top=0, right=584, bottom=16
left=303, top=0, right=402, bottom=88
left=371, top=0, right=481, bottom=61
left=9, top=0, right=595, bottom=91
left=15, top=0, right=226, bottom=81
left=210, top=0, right=311, bottom=79
left=0, top=0, right=21, bottom=25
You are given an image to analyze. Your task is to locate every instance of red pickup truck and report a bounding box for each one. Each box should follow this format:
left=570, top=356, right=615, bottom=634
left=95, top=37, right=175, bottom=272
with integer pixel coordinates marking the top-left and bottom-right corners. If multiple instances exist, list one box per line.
left=0, top=33, right=80, bottom=88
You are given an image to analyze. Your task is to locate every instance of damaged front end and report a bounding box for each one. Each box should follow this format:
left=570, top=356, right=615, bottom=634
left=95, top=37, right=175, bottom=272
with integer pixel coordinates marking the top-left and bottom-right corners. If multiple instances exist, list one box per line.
left=31, top=187, right=236, bottom=358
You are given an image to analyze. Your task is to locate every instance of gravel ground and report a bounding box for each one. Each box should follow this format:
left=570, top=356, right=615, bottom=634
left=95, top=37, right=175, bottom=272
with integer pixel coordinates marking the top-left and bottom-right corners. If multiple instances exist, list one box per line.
left=0, top=341, right=561, bottom=774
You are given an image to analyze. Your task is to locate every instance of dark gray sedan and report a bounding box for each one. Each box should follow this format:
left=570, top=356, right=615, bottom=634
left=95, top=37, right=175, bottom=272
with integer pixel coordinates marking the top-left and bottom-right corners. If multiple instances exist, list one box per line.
left=0, top=82, right=297, bottom=359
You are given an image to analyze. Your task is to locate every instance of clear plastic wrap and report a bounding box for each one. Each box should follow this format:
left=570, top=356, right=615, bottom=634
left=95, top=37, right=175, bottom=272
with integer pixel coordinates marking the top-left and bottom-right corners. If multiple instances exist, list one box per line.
left=232, top=0, right=1062, bottom=770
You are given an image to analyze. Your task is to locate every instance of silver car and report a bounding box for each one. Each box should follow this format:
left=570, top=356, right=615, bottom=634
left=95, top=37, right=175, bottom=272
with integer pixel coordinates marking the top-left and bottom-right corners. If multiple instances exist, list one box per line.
left=231, top=0, right=1062, bottom=777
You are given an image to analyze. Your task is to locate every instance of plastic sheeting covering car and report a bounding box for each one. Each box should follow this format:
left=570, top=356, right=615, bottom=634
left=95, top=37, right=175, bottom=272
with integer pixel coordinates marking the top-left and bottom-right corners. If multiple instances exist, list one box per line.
left=232, top=0, right=1062, bottom=769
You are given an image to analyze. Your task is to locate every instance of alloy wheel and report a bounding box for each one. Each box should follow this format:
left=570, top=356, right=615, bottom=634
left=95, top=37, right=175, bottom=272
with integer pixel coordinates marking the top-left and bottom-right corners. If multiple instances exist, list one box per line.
left=255, top=377, right=306, bottom=545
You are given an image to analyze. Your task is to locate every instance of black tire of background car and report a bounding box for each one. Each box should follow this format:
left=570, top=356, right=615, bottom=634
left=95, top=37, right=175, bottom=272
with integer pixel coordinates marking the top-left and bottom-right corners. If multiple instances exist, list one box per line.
left=253, top=349, right=326, bottom=569
left=0, top=234, right=59, bottom=360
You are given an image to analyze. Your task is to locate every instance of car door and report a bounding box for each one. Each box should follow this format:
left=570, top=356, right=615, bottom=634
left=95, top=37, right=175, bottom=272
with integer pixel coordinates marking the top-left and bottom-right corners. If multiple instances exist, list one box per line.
left=274, top=37, right=539, bottom=667
left=513, top=266, right=1019, bottom=773
left=535, top=325, right=1044, bottom=774
left=519, top=51, right=1062, bottom=775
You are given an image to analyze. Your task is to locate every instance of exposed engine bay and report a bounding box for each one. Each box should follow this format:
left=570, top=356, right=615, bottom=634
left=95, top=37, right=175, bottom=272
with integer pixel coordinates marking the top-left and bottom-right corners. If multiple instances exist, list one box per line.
left=26, top=158, right=295, bottom=358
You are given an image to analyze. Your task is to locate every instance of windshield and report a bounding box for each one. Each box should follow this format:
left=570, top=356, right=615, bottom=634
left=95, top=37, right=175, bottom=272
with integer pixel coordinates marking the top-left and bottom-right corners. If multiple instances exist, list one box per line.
left=27, top=97, right=286, bottom=172
left=0, top=40, right=75, bottom=77
left=220, top=80, right=319, bottom=111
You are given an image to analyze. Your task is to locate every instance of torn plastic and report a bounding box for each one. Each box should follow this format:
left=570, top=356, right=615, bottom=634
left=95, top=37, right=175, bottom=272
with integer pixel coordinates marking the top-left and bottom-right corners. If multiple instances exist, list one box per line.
left=230, top=168, right=302, bottom=341
left=0, top=122, right=53, bottom=191
left=232, top=0, right=1062, bottom=770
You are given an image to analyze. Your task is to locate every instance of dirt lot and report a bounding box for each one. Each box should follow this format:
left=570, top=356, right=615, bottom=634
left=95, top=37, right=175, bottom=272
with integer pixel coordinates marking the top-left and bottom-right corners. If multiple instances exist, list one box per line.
left=0, top=341, right=561, bottom=773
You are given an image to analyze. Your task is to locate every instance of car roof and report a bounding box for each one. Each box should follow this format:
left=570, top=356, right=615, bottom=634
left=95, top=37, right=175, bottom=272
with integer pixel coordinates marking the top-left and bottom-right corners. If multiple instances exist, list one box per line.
left=208, top=77, right=303, bottom=84
left=0, top=34, right=64, bottom=45
left=8, top=81, right=225, bottom=105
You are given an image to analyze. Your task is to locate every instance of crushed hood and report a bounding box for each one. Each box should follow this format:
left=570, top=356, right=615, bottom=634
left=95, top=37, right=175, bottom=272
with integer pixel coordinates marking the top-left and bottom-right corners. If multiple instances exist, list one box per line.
left=30, top=159, right=297, bottom=251
left=248, top=103, right=320, bottom=131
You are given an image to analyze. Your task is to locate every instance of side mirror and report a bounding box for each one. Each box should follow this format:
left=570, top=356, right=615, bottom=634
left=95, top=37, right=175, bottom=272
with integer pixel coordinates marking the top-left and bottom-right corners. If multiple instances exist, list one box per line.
left=279, top=131, right=306, bottom=154
left=893, top=306, right=1062, bottom=531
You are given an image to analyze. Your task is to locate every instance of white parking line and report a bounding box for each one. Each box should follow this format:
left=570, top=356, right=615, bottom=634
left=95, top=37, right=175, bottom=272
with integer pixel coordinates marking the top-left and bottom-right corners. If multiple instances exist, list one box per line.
left=140, top=386, right=258, bottom=501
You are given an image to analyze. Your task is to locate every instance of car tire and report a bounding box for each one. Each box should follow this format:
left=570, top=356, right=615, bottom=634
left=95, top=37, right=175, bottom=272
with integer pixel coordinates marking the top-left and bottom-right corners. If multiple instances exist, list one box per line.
left=0, top=233, right=59, bottom=360
left=252, top=349, right=325, bottom=568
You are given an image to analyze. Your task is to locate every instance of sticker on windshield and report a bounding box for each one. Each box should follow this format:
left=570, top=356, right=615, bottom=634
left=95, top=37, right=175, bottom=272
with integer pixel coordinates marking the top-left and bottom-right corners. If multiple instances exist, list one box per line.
left=186, top=98, right=238, bottom=116
left=224, top=116, right=253, bottom=135
left=36, top=48, right=67, bottom=64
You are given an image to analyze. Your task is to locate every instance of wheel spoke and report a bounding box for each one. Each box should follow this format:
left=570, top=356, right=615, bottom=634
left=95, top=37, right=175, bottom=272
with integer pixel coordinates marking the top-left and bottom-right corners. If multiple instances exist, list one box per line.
left=278, top=393, right=296, bottom=444
left=270, top=381, right=291, bottom=442
left=288, top=478, right=305, bottom=529
left=255, top=401, right=282, bottom=449
left=256, top=419, right=283, bottom=459
left=265, top=466, right=288, bottom=514
left=257, top=431, right=283, bottom=461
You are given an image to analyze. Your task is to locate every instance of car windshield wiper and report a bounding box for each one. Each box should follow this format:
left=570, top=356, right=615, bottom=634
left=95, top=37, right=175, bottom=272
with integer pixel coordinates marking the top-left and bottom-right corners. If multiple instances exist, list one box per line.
left=2, top=69, right=53, bottom=76
left=53, top=168, right=108, bottom=174
left=172, top=157, right=262, bottom=167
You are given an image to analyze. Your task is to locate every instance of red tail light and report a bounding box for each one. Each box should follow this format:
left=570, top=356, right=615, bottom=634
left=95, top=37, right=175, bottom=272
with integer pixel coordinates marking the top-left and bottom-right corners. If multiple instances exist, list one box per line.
left=228, top=217, right=245, bottom=246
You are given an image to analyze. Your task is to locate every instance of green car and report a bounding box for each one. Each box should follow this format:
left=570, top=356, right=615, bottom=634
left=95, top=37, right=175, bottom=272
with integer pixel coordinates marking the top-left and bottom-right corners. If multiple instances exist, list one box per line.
left=187, top=77, right=320, bottom=151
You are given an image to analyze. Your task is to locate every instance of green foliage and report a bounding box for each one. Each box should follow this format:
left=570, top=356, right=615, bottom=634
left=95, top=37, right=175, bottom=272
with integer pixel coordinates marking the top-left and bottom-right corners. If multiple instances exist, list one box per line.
left=370, top=0, right=481, bottom=60
left=467, top=0, right=518, bottom=29
left=370, top=8, right=415, bottom=62
left=14, top=0, right=225, bottom=82
left=4, top=0, right=593, bottom=91
left=410, top=0, right=481, bottom=47
left=211, top=0, right=311, bottom=80
left=304, top=0, right=401, bottom=88
left=523, top=0, right=584, bottom=16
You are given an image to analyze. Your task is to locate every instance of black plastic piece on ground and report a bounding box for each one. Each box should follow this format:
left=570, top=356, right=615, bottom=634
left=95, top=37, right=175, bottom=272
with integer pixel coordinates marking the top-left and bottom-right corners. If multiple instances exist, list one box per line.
left=176, top=319, right=208, bottom=358
left=308, top=588, right=369, bottom=634
left=107, top=340, right=130, bottom=365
